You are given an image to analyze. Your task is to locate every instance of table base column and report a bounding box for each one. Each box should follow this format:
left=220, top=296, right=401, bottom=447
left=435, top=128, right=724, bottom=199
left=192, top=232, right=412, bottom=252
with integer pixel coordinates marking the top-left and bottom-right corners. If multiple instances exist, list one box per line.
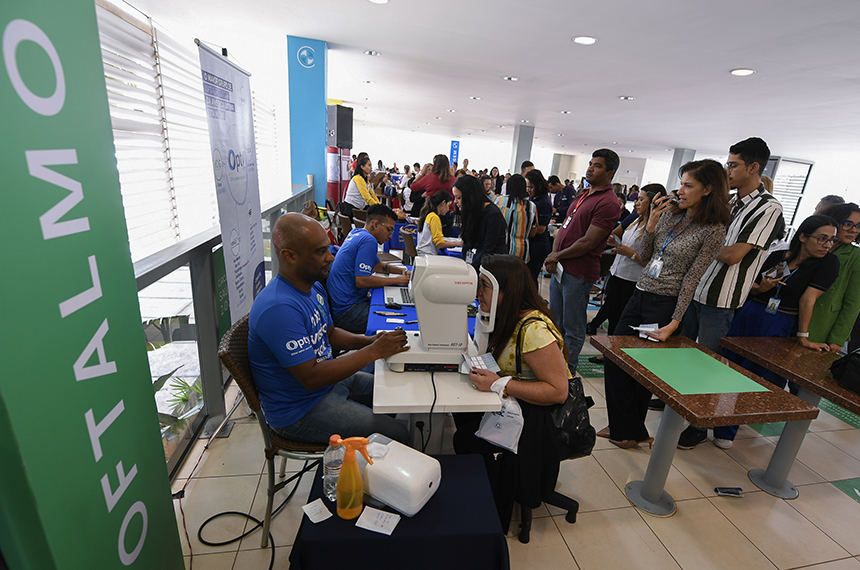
left=625, top=407, right=686, bottom=517
left=749, top=388, right=820, bottom=499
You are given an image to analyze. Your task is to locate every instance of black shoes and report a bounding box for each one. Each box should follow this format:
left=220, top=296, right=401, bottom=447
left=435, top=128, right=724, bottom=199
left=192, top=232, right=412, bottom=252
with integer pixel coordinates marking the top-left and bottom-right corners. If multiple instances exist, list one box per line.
left=677, top=426, right=708, bottom=450
left=588, top=356, right=604, bottom=365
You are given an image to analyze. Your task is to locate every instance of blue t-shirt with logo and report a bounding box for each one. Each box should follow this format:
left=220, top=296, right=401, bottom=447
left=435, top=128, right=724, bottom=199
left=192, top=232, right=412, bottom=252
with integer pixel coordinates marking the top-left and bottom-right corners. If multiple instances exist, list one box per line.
left=248, top=276, right=334, bottom=429
left=327, top=228, right=380, bottom=317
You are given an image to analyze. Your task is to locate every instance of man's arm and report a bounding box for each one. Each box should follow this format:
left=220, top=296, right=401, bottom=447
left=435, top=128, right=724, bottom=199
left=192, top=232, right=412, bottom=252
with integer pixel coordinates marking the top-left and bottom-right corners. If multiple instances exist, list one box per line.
left=545, top=224, right=612, bottom=263
left=287, top=330, right=409, bottom=391
left=355, top=264, right=409, bottom=289
left=716, top=242, right=755, bottom=265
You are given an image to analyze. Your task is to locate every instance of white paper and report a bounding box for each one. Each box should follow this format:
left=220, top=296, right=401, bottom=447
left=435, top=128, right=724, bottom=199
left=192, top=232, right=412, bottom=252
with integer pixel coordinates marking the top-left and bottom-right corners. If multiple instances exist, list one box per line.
left=302, top=498, right=333, bottom=523
left=366, top=442, right=390, bottom=458
left=555, top=261, right=564, bottom=282
left=355, top=506, right=400, bottom=535
left=386, top=318, right=405, bottom=324
left=632, top=323, right=660, bottom=343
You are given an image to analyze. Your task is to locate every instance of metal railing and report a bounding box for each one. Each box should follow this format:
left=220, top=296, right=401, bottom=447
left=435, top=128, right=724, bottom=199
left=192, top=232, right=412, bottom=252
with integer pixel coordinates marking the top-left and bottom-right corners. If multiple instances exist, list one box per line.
left=134, top=184, right=314, bottom=478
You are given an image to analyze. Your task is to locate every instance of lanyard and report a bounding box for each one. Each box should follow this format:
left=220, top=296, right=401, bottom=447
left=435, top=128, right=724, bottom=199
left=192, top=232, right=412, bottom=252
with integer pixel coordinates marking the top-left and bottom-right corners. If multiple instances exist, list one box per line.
left=658, top=213, right=689, bottom=258
left=773, top=265, right=798, bottom=300
left=569, top=190, right=590, bottom=215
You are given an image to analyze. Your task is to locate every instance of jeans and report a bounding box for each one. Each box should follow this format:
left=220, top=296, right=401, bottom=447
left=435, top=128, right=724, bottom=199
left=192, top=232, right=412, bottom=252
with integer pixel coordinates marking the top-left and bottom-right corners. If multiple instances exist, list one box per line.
left=333, top=299, right=371, bottom=334
left=549, top=271, right=593, bottom=374
left=274, top=371, right=409, bottom=444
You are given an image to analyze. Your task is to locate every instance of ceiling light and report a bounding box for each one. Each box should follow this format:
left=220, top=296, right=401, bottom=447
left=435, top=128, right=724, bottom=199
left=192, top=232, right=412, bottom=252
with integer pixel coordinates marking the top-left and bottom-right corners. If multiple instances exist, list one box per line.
left=665, top=148, right=672, bottom=151
left=557, top=133, right=564, bottom=137
left=425, top=122, right=431, bottom=125
left=613, top=141, right=619, bottom=144
left=502, top=76, right=519, bottom=81
left=731, top=68, right=755, bottom=76
left=435, top=116, right=442, bottom=120
left=572, top=36, right=597, bottom=45
left=480, top=129, right=485, bottom=132
left=367, top=0, right=389, bottom=4
left=521, top=119, right=529, bottom=123
left=447, top=109, right=456, bottom=113
left=364, top=80, right=374, bottom=84
left=363, top=50, right=381, bottom=56
left=560, top=110, right=571, bottom=114
left=499, top=125, right=506, bottom=128
left=618, top=96, right=635, bottom=101
left=535, top=137, right=540, bottom=140
left=470, top=96, right=481, bottom=100
left=628, top=150, right=634, bottom=153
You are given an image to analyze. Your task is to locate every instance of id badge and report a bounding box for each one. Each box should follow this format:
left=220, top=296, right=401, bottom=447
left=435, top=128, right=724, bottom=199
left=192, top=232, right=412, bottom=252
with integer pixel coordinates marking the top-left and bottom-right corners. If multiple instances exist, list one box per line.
left=562, top=215, right=572, bottom=229
left=465, top=249, right=475, bottom=264
left=647, top=257, right=664, bottom=278
left=765, top=297, right=781, bottom=314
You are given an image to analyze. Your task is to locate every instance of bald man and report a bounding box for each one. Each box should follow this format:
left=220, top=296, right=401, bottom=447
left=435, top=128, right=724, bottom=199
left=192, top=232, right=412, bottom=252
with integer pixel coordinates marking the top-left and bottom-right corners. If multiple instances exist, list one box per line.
left=248, top=213, right=410, bottom=444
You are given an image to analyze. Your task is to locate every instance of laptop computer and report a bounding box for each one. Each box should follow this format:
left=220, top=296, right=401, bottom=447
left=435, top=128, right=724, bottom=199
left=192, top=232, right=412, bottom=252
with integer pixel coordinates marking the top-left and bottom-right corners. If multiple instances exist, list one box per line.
left=383, top=286, right=415, bottom=306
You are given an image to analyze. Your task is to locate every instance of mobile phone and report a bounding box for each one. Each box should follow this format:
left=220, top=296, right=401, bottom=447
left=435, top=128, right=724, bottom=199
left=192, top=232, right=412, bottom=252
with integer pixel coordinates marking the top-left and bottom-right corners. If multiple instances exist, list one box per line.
left=714, top=487, right=742, bottom=497
left=385, top=301, right=402, bottom=310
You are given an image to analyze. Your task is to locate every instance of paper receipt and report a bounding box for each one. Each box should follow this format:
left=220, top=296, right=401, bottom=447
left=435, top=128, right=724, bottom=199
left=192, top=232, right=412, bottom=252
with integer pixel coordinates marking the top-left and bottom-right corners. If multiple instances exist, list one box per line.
left=302, top=498, right=333, bottom=523
left=355, top=506, right=400, bottom=535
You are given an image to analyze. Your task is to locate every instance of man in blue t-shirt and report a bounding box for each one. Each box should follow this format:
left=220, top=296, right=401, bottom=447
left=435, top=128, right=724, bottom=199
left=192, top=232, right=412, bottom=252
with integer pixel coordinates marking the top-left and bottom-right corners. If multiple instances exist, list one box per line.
left=327, top=204, right=410, bottom=333
left=548, top=175, right=575, bottom=223
left=248, top=212, right=410, bottom=444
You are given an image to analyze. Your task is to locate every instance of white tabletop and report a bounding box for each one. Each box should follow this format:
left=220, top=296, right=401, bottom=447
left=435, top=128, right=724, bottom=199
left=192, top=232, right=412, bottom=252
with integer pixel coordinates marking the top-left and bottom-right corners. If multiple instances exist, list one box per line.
left=373, top=359, right=502, bottom=414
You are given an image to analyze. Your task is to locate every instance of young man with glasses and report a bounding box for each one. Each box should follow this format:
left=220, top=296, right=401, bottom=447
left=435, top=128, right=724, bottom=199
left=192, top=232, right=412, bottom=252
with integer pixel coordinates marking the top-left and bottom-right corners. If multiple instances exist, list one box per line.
left=674, top=137, right=786, bottom=450
left=328, top=204, right=410, bottom=333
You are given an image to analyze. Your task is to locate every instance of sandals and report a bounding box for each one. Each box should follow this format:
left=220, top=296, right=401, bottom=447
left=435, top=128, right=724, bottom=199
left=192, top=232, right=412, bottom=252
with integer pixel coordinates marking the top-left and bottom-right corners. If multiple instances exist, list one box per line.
left=609, top=437, right=654, bottom=450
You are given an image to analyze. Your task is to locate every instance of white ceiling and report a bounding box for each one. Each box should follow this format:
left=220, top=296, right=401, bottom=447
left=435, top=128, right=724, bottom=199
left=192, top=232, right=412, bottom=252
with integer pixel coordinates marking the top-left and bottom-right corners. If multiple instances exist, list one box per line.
left=129, top=0, right=860, bottom=162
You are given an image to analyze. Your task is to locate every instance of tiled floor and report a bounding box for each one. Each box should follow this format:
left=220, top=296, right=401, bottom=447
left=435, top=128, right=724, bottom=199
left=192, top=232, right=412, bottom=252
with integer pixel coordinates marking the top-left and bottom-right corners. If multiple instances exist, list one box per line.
left=172, top=284, right=860, bottom=570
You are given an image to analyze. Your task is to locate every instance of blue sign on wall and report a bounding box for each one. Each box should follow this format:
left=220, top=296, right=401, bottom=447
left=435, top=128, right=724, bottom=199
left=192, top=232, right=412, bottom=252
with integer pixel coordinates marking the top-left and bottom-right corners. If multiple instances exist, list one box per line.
left=450, top=140, right=460, bottom=166
left=287, top=36, right=327, bottom=203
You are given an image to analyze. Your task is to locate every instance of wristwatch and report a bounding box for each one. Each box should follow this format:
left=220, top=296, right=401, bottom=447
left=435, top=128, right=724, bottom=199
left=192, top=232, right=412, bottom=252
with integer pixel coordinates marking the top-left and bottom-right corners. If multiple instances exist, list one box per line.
left=630, top=252, right=638, bottom=261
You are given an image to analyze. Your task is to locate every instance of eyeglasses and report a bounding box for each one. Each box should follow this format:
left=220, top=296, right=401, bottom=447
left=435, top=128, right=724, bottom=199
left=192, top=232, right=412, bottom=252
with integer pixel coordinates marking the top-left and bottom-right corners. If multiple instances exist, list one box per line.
left=724, top=161, right=746, bottom=170
left=842, top=220, right=860, bottom=231
left=380, top=223, right=395, bottom=234
left=808, top=233, right=838, bottom=245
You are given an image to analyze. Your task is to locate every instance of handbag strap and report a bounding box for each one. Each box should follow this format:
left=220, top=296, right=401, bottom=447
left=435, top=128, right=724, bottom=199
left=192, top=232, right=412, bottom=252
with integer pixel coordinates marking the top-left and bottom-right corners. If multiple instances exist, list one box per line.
left=515, top=316, right=550, bottom=380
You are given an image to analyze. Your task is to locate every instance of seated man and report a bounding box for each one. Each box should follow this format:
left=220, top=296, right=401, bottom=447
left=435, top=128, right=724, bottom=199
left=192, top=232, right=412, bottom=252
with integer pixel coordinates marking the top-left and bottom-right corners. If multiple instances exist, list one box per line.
left=248, top=212, right=410, bottom=444
left=327, top=204, right=410, bottom=334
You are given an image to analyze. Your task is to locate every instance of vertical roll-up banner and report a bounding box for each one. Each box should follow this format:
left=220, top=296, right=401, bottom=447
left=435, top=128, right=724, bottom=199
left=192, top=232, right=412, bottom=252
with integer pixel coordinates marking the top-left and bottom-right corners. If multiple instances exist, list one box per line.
left=198, top=43, right=265, bottom=325
left=0, top=1, right=184, bottom=569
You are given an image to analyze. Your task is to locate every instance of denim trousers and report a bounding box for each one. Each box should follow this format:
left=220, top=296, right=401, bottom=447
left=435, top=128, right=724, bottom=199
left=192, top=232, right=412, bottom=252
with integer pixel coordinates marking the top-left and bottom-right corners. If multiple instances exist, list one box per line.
left=274, top=371, right=409, bottom=444
left=333, top=299, right=371, bottom=335
left=678, top=300, right=739, bottom=441
left=549, top=270, right=593, bottom=374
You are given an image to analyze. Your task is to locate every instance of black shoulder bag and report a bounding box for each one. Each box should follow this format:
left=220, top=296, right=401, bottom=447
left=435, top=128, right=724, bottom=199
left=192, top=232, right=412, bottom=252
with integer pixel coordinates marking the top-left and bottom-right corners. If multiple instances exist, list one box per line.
left=831, top=347, right=860, bottom=395
left=515, top=318, right=596, bottom=460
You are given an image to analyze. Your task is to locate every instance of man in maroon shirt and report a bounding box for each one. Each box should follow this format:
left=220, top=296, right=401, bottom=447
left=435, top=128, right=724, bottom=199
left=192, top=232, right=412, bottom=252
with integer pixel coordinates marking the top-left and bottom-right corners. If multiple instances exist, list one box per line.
left=545, top=149, right=621, bottom=373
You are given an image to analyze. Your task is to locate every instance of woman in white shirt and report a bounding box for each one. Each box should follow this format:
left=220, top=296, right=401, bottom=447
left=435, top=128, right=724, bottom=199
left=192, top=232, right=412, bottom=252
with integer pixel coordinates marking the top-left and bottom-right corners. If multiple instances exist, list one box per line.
left=417, top=191, right=462, bottom=255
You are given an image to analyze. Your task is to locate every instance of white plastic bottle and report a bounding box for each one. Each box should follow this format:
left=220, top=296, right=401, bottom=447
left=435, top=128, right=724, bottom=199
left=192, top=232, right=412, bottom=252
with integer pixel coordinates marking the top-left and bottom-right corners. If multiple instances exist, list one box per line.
left=323, top=433, right=345, bottom=502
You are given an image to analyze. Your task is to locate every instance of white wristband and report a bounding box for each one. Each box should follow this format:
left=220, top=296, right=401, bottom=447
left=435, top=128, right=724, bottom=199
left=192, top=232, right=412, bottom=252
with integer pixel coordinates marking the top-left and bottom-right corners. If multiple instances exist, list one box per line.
left=490, top=376, right=512, bottom=397
left=796, top=332, right=809, bottom=338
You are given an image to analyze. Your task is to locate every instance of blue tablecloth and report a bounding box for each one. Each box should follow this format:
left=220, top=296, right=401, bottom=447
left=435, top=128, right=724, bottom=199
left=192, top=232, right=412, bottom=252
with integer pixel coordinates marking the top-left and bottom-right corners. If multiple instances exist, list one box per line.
left=289, top=454, right=510, bottom=570
left=367, top=286, right=476, bottom=335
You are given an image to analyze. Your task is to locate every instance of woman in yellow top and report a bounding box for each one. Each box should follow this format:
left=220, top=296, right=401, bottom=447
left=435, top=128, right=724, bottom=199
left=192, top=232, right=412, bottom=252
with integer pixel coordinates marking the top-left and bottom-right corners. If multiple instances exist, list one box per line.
left=340, top=156, right=379, bottom=218
left=416, top=191, right=461, bottom=255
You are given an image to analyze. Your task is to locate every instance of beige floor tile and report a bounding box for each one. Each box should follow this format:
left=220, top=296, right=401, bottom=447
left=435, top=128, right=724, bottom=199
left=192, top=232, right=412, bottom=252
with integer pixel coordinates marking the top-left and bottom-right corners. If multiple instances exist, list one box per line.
left=816, top=430, right=860, bottom=463
left=711, top=491, right=849, bottom=569
left=645, top=497, right=777, bottom=570
left=175, top=422, right=266, bottom=480
left=724, top=437, right=825, bottom=487
left=586, top=387, right=606, bottom=408
left=239, top=468, right=315, bottom=550
left=735, top=424, right=764, bottom=439
left=809, top=410, right=857, bottom=433
left=671, top=441, right=761, bottom=495
left=583, top=377, right=605, bottom=398
left=797, top=559, right=860, bottom=570
left=506, top=516, right=579, bottom=570
left=547, top=455, right=629, bottom=514
left=788, top=482, right=860, bottom=555
left=792, top=434, right=860, bottom=481
left=183, top=551, right=236, bottom=570
left=173, top=474, right=262, bottom=556
left=558, top=507, right=680, bottom=570
left=234, top=545, right=292, bottom=568
left=592, top=448, right=703, bottom=502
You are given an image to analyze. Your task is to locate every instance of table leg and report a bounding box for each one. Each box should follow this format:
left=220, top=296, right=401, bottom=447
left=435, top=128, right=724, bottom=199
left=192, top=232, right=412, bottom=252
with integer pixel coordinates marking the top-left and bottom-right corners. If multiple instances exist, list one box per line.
left=625, top=406, right=685, bottom=517
left=749, top=387, right=820, bottom=499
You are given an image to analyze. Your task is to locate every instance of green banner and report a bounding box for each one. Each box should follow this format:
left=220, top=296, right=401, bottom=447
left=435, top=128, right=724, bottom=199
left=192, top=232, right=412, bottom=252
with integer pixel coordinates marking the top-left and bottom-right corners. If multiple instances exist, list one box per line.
left=1, top=1, right=183, bottom=569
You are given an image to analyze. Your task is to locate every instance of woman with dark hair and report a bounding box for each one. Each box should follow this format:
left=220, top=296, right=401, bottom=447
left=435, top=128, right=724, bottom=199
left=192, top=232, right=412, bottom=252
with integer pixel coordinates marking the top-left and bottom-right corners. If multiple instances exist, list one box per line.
left=410, top=155, right=455, bottom=217
left=416, top=191, right=462, bottom=255
left=808, top=203, right=860, bottom=351
left=453, top=254, right=572, bottom=532
left=525, top=169, right=553, bottom=282
left=340, top=156, right=379, bottom=217
left=600, top=159, right=729, bottom=449
left=452, top=175, right=507, bottom=269
left=490, top=166, right=504, bottom=194
left=495, top=174, right=537, bottom=260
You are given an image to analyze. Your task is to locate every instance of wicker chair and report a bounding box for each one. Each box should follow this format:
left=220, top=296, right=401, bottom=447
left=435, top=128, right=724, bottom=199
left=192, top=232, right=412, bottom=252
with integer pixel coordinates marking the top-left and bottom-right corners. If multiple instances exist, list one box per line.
left=218, top=314, right=326, bottom=547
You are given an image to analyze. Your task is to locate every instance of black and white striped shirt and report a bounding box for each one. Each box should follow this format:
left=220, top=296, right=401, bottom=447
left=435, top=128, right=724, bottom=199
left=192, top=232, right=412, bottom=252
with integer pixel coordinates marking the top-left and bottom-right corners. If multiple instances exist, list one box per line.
left=694, top=186, right=786, bottom=309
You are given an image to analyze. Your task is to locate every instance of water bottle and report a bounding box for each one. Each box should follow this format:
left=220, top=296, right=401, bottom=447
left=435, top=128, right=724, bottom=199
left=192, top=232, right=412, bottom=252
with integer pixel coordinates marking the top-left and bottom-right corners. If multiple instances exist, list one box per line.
left=323, top=434, right=345, bottom=502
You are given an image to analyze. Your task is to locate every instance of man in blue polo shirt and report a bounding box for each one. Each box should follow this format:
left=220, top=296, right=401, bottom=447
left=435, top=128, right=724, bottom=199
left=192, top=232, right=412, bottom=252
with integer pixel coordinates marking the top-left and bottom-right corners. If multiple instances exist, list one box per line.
left=248, top=212, right=410, bottom=444
left=328, top=204, right=410, bottom=333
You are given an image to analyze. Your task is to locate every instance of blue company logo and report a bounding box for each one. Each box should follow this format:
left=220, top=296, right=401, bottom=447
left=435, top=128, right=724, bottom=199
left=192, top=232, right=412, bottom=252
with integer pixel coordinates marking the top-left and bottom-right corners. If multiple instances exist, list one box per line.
left=297, top=46, right=315, bottom=68
left=228, top=149, right=244, bottom=170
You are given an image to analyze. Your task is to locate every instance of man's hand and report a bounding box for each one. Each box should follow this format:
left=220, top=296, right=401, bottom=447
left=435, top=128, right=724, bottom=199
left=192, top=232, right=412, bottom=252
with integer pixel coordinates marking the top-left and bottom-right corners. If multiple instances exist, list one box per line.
left=544, top=260, right=557, bottom=275
left=392, top=274, right=410, bottom=286
left=370, top=330, right=410, bottom=359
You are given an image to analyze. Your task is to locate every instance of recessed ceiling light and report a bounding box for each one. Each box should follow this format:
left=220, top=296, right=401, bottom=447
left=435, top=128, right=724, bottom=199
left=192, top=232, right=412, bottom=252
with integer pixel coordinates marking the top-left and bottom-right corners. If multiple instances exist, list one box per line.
left=665, top=148, right=672, bottom=151
left=367, top=0, right=389, bottom=4
left=480, top=129, right=485, bottom=132
left=731, top=68, right=755, bottom=76
left=364, top=97, right=369, bottom=101
left=447, top=109, right=456, bottom=113
left=364, top=80, right=374, bottom=84
left=521, top=119, right=529, bottom=123
left=560, top=110, right=571, bottom=114
left=613, top=141, right=619, bottom=144
left=426, top=122, right=431, bottom=125
left=618, top=96, right=635, bottom=101
left=363, top=50, right=381, bottom=56
left=502, top=76, right=519, bottom=81
left=561, top=145, right=565, bottom=148
left=499, top=125, right=506, bottom=128
left=435, top=116, right=442, bottom=120
left=535, top=137, right=540, bottom=140
left=572, top=36, right=597, bottom=45
left=470, top=96, right=481, bottom=100
left=557, top=133, right=564, bottom=137
left=628, top=150, right=634, bottom=153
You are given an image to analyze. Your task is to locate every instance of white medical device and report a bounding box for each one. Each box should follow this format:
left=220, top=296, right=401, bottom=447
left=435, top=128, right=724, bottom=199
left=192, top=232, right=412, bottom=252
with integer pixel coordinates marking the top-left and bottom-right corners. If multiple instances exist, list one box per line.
left=459, top=266, right=500, bottom=373
left=385, top=256, right=477, bottom=372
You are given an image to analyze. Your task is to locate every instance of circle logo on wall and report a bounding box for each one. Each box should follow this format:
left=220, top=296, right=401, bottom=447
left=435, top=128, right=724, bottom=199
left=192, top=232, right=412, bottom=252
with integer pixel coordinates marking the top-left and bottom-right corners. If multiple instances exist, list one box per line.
left=212, top=148, right=223, bottom=181
left=297, top=46, right=315, bottom=68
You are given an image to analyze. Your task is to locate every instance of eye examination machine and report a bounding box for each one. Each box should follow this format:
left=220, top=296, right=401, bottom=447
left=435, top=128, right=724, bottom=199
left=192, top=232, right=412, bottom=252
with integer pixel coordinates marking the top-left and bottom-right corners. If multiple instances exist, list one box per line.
left=385, top=255, right=500, bottom=372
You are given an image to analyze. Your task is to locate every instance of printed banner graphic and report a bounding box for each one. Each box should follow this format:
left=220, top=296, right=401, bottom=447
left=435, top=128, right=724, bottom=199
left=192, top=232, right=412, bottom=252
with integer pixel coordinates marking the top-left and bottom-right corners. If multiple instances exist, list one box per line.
left=198, top=43, right=265, bottom=324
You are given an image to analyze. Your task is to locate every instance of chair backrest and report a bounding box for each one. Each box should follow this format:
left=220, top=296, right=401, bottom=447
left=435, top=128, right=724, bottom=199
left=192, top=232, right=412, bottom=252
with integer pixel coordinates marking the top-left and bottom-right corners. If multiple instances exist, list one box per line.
left=401, top=228, right=418, bottom=258
left=218, top=314, right=263, bottom=414
left=354, top=217, right=366, bottom=229
left=353, top=209, right=367, bottom=221
left=337, top=213, right=353, bottom=242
